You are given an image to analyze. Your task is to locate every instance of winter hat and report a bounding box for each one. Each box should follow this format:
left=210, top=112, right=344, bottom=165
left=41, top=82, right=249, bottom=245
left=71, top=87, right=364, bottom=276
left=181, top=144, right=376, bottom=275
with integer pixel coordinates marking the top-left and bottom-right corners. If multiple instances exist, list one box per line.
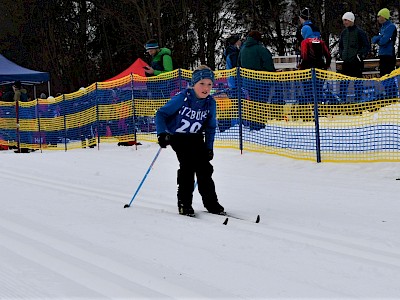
left=377, top=8, right=390, bottom=20
left=145, top=39, right=159, bottom=51
left=300, top=7, right=311, bottom=20
left=227, top=35, right=240, bottom=45
left=191, top=67, right=215, bottom=86
left=13, top=81, right=21, bottom=89
left=248, top=30, right=262, bottom=42
left=342, top=12, right=355, bottom=22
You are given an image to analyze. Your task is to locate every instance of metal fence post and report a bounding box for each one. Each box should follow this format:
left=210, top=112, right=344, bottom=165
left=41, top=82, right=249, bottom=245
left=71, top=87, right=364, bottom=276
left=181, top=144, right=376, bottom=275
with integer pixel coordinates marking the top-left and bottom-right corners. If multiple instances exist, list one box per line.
left=311, top=68, right=321, bottom=163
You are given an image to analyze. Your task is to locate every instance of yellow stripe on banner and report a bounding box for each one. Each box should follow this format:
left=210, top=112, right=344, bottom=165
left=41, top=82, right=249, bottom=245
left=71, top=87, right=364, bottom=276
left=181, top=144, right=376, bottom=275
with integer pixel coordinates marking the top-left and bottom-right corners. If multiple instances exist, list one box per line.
left=39, top=116, right=65, bottom=131
left=0, top=118, right=17, bottom=130
left=135, top=99, right=167, bottom=116
left=66, top=107, right=97, bottom=129
left=98, top=102, right=133, bottom=121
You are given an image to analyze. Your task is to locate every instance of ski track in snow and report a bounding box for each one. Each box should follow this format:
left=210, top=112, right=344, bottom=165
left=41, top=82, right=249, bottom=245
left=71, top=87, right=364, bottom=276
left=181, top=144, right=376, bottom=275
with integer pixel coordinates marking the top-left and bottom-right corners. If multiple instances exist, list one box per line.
left=0, top=170, right=239, bottom=299
left=2, top=168, right=400, bottom=273
left=0, top=215, right=235, bottom=299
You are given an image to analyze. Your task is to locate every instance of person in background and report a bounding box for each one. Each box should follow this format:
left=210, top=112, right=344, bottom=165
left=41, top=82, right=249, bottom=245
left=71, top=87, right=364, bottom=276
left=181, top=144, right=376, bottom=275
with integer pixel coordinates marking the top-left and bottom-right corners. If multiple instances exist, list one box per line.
left=144, top=39, right=174, bottom=99
left=13, top=81, right=28, bottom=102
left=372, top=8, right=398, bottom=99
left=221, top=34, right=242, bottom=133
left=339, top=12, right=370, bottom=78
left=155, top=65, right=225, bottom=217
left=1, top=85, right=15, bottom=102
left=338, top=12, right=370, bottom=102
left=297, top=26, right=331, bottom=120
left=298, top=26, right=331, bottom=70
left=238, top=30, right=275, bottom=72
left=224, top=35, right=242, bottom=72
left=238, top=30, right=276, bottom=130
left=296, top=7, right=321, bottom=53
left=143, top=39, right=173, bottom=76
left=12, top=81, right=30, bottom=152
left=372, top=8, right=397, bottom=76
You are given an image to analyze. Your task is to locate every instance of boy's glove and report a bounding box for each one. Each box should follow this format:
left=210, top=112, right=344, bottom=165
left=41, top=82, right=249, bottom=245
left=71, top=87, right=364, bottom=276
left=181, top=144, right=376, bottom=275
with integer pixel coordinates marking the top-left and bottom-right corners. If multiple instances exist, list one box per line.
left=208, top=149, right=214, bottom=161
left=157, top=133, right=171, bottom=148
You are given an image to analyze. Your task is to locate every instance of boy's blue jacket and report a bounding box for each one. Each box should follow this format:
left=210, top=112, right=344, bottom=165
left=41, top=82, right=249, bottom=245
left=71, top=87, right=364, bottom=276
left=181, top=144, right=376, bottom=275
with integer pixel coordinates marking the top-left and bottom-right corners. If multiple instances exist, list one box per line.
left=155, top=88, right=217, bottom=149
left=371, top=20, right=397, bottom=56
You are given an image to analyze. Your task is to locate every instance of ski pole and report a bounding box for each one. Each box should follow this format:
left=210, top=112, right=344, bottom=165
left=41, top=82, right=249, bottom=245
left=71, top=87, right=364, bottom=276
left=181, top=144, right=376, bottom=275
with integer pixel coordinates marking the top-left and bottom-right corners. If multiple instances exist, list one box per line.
left=124, top=147, right=162, bottom=208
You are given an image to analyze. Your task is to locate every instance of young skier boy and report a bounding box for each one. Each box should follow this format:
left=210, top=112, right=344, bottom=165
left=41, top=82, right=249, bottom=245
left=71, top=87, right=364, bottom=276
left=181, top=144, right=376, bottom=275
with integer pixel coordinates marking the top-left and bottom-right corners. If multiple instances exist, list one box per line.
left=155, top=65, right=225, bottom=217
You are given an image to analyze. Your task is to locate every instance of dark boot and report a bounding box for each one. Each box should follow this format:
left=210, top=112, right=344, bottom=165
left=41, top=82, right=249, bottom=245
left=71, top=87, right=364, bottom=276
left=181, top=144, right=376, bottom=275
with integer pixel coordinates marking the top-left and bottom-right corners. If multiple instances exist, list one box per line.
left=178, top=201, right=195, bottom=216
left=205, top=202, right=225, bottom=215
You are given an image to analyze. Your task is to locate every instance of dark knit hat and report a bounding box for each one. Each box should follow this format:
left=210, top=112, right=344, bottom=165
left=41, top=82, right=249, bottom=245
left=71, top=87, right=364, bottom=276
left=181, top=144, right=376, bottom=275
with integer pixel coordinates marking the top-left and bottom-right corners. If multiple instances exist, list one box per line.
left=227, top=35, right=240, bottom=45
left=145, top=39, right=159, bottom=51
left=248, top=30, right=262, bottom=42
left=13, top=80, right=21, bottom=89
left=300, top=7, right=311, bottom=20
left=191, top=68, right=215, bottom=86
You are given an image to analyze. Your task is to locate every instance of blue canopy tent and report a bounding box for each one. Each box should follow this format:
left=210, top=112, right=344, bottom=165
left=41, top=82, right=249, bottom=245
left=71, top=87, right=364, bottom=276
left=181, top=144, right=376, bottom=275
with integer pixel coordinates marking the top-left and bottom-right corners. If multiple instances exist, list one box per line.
left=0, top=54, right=50, bottom=98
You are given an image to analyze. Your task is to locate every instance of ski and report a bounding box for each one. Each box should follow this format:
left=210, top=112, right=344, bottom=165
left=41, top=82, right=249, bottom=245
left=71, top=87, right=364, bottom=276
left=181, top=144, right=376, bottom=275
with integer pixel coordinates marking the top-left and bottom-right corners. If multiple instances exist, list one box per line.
left=225, top=213, right=261, bottom=224
left=179, top=211, right=260, bottom=225
left=202, top=211, right=260, bottom=225
left=180, top=211, right=229, bottom=224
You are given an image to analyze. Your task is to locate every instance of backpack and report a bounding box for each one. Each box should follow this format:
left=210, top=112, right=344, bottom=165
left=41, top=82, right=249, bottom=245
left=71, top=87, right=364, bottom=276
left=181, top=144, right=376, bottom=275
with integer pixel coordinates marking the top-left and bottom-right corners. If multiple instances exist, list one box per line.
left=150, top=53, right=179, bottom=74
left=162, top=52, right=180, bottom=70
left=300, top=38, right=331, bottom=70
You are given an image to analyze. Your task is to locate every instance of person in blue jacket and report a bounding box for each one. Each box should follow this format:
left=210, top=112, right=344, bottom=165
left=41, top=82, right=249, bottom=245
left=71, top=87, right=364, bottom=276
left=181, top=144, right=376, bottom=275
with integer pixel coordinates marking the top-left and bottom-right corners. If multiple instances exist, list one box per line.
left=155, top=65, right=225, bottom=217
left=371, top=8, right=398, bottom=76
left=296, top=7, right=321, bottom=53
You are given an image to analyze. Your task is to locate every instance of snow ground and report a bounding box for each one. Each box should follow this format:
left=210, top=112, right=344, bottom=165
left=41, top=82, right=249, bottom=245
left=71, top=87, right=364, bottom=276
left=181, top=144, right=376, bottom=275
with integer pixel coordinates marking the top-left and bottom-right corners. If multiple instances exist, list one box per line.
left=1, top=142, right=400, bottom=299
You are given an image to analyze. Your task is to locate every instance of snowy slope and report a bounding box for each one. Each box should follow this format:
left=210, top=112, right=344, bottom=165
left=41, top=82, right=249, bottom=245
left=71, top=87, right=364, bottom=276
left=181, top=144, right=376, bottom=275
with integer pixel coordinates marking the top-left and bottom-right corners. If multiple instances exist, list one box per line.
left=1, top=143, right=400, bottom=299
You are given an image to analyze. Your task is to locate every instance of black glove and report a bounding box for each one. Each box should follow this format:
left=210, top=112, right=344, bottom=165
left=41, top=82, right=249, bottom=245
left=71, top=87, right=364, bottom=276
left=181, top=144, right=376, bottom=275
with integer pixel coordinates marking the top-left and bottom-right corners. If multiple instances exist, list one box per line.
left=157, top=133, right=171, bottom=148
left=208, top=149, right=214, bottom=161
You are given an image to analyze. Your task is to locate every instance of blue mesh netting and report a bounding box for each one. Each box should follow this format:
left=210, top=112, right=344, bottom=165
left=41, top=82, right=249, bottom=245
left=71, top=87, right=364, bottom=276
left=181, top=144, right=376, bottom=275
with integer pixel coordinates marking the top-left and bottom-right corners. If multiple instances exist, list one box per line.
left=1, top=67, right=399, bottom=162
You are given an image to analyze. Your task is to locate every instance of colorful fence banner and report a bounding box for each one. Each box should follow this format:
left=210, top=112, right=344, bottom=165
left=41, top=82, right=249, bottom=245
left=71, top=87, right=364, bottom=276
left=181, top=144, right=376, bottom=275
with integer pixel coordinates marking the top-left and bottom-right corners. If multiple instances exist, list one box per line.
left=1, top=67, right=399, bottom=162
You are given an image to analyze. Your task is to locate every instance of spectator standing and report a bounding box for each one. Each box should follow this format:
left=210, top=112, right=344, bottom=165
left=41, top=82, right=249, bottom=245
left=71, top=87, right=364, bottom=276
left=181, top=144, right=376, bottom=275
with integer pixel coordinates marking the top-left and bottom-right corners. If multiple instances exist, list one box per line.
left=372, top=8, right=398, bottom=100
left=296, top=7, right=321, bottom=53
left=1, top=85, right=15, bottom=102
left=155, top=65, right=225, bottom=217
left=144, top=39, right=174, bottom=99
left=339, top=12, right=370, bottom=77
left=13, top=81, right=28, bottom=102
left=224, top=35, right=242, bottom=71
left=143, top=39, right=173, bottom=76
left=238, top=30, right=276, bottom=130
left=12, top=81, right=29, bottom=153
left=220, top=34, right=242, bottom=133
left=238, top=30, right=275, bottom=72
left=371, top=8, right=398, bottom=76
left=298, top=26, right=331, bottom=70
left=296, top=26, right=331, bottom=120
left=338, top=12, right=370, bottom=102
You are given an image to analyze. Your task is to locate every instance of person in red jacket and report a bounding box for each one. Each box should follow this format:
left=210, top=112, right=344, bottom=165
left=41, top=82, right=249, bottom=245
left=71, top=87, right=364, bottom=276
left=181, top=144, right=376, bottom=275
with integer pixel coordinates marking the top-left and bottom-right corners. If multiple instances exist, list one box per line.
left=298, top=26, right=331, bottom=70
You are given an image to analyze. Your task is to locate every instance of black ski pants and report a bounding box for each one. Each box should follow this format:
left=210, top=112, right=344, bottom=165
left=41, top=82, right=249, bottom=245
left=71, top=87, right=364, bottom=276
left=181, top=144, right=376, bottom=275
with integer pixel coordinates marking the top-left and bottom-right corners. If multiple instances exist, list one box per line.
left=170, top=134, right=218, bottom=210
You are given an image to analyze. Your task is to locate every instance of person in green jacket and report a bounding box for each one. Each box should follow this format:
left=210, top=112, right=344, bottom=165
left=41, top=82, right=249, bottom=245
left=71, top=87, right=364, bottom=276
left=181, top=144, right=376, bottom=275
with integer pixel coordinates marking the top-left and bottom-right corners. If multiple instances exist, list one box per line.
left=144, top=39, right=173, bottom=76
left=238, top=30, right=277, bottom=130
left=238, top=30, right=275, bottom=72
